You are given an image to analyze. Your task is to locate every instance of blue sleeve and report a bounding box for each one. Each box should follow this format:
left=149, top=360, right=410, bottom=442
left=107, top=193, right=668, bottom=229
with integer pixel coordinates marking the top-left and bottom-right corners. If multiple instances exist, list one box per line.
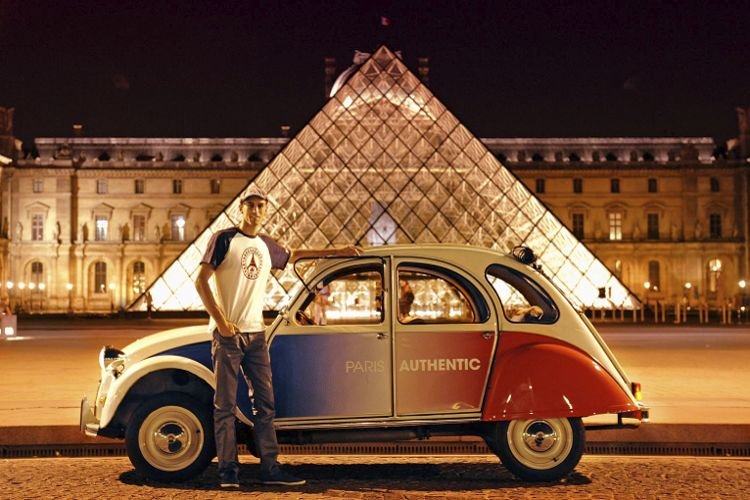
left=260, top=235, right=290, bottom=269
left=201, top=229, right=238, bottom=269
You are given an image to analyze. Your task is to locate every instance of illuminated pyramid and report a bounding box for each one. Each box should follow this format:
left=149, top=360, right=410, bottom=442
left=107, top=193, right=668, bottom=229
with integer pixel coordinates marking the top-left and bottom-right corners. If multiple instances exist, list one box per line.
left=133, top=46, right=638, bottom=312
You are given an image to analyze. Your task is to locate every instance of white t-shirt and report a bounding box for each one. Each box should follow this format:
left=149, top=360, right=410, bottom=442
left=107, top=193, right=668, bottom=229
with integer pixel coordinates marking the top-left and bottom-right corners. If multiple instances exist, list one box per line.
left=201, top=228, right=290, bottom=333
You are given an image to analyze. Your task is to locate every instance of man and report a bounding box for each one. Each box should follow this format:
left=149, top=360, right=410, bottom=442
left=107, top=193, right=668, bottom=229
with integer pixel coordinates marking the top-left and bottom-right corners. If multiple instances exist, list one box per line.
left=195, top=186, right=360, bottom=488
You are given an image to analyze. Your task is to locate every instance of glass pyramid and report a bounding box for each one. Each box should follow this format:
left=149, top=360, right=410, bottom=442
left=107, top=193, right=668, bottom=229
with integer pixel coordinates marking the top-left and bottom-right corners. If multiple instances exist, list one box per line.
left=132, top=46, right=638, bottom=312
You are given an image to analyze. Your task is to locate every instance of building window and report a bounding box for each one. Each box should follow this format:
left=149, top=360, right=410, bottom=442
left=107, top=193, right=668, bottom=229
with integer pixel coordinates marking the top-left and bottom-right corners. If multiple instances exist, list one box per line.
left=31, top=214, right=44, bottom=241
left=32, top=178, right=44, bottom=193
left=571, top=213, right=584, bottom=239
left=134, top=179, right=145, bottom=194
left=709, top=213, right=722, bottom=239
left=614, top=259, right=622, bottom=278
left=171, top=215, right=186, bottom=241
left=132, top=261, right=146, bottom=296
left=708, top=258, right=722, bottom=293
left=133, top=215, right=146, bottom=241
left=610, top=178, right=620, bottom=193
left=648, top=261, right=660, bottom=290
left=710, top=177, right=720, bottom=193
left=94, top=262, right=107, bottom=294
left=647, top=213, right=659, bottom=240
left=608, top=213, right=622, bottom=241
left=96, top=179, right=107, bottom=194
left=210, top=179, right=221, bottom=194
left=573, top=178, right=583, bottom=194
left=31, top=261, right=44, bottom=285
left=173, top=179, right=182, bottom=194
left=648, top=178, right=658, bottom=193
left=95, top=216, right=108, bottom=241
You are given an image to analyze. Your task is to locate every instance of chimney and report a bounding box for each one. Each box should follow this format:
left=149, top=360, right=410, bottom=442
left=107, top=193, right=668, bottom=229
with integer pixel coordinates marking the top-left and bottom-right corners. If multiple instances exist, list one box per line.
left=73, top=124, right=84, bottom=137
left=418, top=57, right=430, bottom=86
left=324, top=57, right=336, bottom=98
left=280, top=125, right=290, bottom=138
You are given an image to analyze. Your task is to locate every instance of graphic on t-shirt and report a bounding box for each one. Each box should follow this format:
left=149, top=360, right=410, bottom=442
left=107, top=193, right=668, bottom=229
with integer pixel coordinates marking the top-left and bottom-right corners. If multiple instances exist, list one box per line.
left=241, top=247, right=263, bottom=280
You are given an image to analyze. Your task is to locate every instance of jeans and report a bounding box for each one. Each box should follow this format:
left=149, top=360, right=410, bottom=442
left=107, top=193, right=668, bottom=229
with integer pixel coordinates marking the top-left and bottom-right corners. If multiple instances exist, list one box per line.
left=212, top=330, right=279, bottom=475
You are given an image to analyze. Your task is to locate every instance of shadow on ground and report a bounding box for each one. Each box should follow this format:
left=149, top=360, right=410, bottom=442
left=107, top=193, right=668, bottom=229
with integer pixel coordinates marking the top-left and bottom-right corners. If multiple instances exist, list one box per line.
left=119, top=462, right=592, bottom=493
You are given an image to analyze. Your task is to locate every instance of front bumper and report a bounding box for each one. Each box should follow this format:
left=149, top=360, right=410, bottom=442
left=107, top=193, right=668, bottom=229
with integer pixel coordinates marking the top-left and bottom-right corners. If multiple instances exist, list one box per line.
left=79, top=396, right=100, bottom=437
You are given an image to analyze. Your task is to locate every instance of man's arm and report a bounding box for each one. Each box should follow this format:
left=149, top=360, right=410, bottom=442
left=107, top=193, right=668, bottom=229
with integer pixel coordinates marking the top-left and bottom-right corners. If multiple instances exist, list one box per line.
left=195, top=263, right=237, bottom=337
left=289, top=245, right=361, bottom=263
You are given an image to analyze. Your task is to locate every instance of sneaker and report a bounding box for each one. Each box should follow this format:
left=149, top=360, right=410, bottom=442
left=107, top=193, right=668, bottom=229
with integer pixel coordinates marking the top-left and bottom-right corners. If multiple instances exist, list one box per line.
left=219, top=469, right=240, bottom=488
left=259, top=467, right=306, bottom=486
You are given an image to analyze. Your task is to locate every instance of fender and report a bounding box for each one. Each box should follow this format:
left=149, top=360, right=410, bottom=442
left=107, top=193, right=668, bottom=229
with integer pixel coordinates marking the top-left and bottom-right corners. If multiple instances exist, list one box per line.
left=482, top=332, right=638, bottom=421
left=99, top=355, right=215, bottom=429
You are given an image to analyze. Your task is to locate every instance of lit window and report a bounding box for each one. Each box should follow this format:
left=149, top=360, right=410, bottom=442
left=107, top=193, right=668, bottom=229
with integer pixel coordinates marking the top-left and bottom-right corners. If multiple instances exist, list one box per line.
left=95, top=216, right=108, bottom=241
left=31, top=262, right=44, bottom=285
left=171, top=215, right=186, bottom=241
left=133, top=215, right=146, bottom=241
left=573, top=178, right=583, bottom=194
left=572, top=213, right=584, bottom=239
left=608, top=213, right=622, bottom=241
left=648, top=261, right=660, bottom=290
left=32, top=178, right=43, bottom=193
left=173, top=179, right=182, bottom=194
left=96, top=179, right=107, bottom=194
left=535, top=178, right=545, bottom=194
left=648, top=178, right=658, bottom=193
left=31, top=214, right=44, bottom=241
left=134, top=179, right=145, bottom=194
left=210, top=179, right=221, bottom=194
left=709, top=214, right=722, bottom=239
left=614, top=259, right=622, bottom=278
left=610, top=178, right=620, bottom=193
left=647, top=213, right=659, bottom=240
left=132, top=261, right=146, bottom=296
left=710, top=177, right=720, bottom=193
left=708, top=258, right=722, bottom=294
left=94, top=262, right=107, bottom=294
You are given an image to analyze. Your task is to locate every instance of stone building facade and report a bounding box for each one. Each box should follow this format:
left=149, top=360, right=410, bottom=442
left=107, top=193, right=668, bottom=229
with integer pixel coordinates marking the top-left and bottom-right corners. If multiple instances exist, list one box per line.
left=1, top=112, right=748, bottom=314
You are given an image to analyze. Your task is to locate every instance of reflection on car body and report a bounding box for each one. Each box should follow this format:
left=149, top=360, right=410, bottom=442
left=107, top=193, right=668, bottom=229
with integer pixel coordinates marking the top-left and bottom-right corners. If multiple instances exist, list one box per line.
left=80, top=244, right=648, bottom=483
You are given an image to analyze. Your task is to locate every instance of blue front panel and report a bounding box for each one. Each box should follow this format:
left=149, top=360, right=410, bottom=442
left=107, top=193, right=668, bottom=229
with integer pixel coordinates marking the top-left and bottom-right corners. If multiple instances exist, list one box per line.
left=269, top=332, right=392, bottom=419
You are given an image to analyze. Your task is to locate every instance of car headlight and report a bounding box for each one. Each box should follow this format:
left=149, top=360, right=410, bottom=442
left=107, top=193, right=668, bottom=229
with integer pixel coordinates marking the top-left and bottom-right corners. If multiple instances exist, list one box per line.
left=98, top=345, right=126, bottom=374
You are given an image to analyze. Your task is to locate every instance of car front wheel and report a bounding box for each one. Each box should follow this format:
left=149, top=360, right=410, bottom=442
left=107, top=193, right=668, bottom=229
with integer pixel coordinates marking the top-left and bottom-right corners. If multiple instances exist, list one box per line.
left=489, top=417, right=585, bottom=482
left=125, top=392, right=215, bottom=482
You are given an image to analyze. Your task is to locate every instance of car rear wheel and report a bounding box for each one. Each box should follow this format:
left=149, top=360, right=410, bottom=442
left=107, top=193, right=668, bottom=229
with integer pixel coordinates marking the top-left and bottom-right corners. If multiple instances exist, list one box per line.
left=125, top=392, right=215, bottom=482
left=488, top=417, right=585, bottom=482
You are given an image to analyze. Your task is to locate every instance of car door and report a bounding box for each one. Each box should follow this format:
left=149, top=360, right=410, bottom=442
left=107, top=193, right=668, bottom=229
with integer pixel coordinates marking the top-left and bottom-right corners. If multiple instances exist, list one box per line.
left=268, top=258, right=393, bottom=420
left=393, top=259, right=497, bottom=417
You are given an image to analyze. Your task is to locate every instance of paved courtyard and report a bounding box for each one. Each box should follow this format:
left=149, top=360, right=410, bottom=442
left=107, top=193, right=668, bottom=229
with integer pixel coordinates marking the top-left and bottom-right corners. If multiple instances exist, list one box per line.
left=1, top=454, right=748, bottom=499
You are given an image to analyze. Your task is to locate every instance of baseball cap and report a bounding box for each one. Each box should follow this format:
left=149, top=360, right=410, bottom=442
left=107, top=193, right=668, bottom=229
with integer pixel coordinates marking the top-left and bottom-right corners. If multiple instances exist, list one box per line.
left=241, top=186, right=268, bottom=203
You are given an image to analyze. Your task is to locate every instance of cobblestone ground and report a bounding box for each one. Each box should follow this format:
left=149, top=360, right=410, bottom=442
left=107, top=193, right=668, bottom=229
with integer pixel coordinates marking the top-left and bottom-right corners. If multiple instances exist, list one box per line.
left=1, top=454, right=748, bottom=499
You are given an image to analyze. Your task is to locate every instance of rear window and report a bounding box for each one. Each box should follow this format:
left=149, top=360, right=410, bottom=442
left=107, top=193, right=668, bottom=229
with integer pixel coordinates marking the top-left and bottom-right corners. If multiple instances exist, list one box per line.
left=486, top=265, right=559, bottom=324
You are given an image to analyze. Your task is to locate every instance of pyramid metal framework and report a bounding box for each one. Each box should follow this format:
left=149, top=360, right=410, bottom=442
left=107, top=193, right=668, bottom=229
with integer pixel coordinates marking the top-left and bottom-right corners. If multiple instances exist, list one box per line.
left=133, top=46, right=638, bottom=312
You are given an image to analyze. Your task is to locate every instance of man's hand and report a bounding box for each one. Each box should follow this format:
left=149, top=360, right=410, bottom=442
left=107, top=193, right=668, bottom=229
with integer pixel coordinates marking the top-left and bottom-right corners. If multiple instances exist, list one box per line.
left=216, top=320, right=239, bottom=337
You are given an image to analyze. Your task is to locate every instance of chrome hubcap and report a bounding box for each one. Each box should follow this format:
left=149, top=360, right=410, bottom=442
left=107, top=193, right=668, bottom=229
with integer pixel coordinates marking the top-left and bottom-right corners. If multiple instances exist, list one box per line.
left=522, top=421, right=557, bottom=452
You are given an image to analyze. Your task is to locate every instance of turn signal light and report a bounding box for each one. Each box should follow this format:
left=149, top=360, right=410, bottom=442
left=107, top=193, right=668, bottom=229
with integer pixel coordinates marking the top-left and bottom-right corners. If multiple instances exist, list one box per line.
left=631, top=382, right=643, bottom=401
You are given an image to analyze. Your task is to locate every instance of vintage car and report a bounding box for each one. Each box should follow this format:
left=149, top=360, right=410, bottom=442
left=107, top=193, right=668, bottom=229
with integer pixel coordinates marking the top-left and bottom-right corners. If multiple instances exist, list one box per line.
left=80, top=244, right=648, bottom=482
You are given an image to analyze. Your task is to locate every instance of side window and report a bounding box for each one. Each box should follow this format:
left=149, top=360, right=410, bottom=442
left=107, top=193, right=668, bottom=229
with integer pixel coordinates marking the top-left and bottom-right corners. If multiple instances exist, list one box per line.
left=486, top=265, right=559, bottom=324
left=297, top=267, right=383, bottom=326
left=397, top=265, right=488, bottom=324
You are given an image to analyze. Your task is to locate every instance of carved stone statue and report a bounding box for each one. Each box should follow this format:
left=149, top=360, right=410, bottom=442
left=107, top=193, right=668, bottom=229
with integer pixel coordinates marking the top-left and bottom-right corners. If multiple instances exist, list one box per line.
left=694, top=221, right=702, bottom=240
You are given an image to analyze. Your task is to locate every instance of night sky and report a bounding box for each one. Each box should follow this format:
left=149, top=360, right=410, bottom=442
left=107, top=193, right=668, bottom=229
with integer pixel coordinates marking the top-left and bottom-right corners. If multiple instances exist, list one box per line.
left=2, top=1, right=749, bottom=146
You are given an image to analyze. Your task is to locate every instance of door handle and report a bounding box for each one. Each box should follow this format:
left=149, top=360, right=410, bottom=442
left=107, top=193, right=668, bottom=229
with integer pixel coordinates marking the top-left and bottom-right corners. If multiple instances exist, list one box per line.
left=482, top=332, right=495, bottom=340
left=377, top=332, right=388, bottom=340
